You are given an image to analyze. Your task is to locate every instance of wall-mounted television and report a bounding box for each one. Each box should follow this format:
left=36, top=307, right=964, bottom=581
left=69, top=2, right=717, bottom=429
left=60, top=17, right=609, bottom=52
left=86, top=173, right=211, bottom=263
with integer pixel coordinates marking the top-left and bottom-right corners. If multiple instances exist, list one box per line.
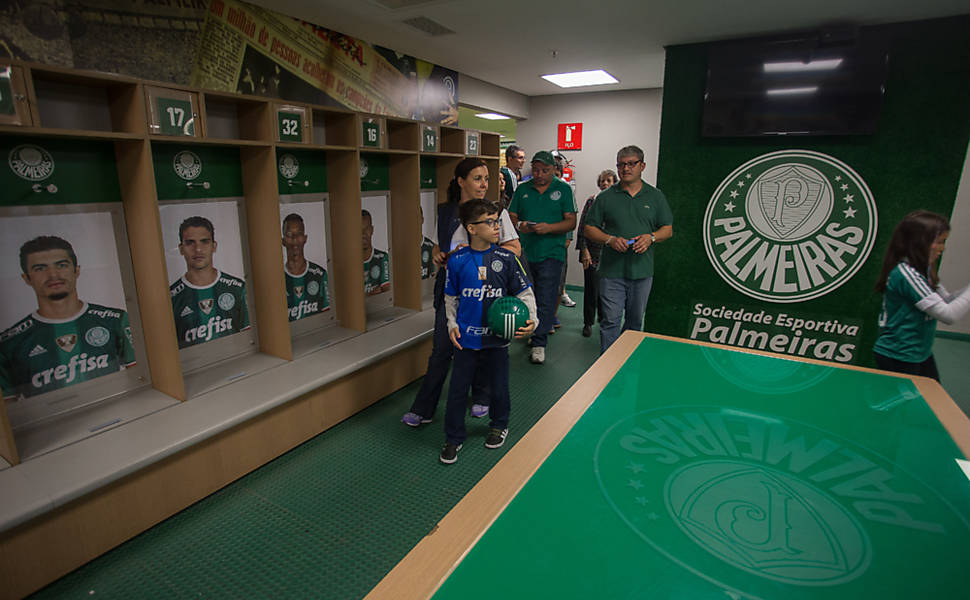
left=702, top=29, right=889, bottom=137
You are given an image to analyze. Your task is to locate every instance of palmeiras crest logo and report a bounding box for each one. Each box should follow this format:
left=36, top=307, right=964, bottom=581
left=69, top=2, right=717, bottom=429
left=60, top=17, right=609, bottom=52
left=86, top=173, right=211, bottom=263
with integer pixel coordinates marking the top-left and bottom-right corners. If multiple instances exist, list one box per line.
left=84, top=326, right=110, bottom=347
left=278, top=154, right=299, bottom=179
left=218, top=292, right=235, bottom=311
left=594, top=405, right=970, bottom=598
left=9, top=144, right=54, bottom=181
left=173, top=150, right=202, bottom=181
left=703, top=150, right=877, bottom=303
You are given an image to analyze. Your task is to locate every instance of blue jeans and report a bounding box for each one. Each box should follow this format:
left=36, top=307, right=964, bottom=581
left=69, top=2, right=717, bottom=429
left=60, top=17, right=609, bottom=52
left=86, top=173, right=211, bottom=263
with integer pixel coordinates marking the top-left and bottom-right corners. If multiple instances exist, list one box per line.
left=445, top=347, right=510, bottom=444
left=599, top=277, right=654, bottom=354
left=409, top=274, right=487, bottom=418
left=528, top=258, right=563, bottom=348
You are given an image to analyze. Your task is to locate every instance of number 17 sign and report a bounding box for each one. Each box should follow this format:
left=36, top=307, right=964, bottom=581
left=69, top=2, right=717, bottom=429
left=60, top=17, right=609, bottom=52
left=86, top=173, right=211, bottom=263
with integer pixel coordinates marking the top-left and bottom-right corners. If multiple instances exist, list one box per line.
left=145, top=86, right=199, bottom=138
left=557, top=123, right=582, bottom=150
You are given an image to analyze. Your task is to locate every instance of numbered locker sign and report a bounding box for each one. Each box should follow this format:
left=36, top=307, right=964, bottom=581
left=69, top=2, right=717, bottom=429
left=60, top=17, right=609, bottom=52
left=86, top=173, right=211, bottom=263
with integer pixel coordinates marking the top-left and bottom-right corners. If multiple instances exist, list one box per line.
left=360, top=117, right=384, bottom=149
left=422, top=125, right=439, bottom=153
left=0, top=64, right=31, bottom=126
left=276, top=104, right=308, bottom=143
left=465, top=131, right=480, bottom=156
left=146, top=86, right=199, bottom=138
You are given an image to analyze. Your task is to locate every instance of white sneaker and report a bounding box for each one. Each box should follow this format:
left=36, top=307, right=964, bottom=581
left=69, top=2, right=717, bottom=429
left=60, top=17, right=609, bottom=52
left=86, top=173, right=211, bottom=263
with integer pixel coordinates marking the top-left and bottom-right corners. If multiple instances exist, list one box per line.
left=530, top=347, right=545, bottom=364
left=560, top=293, right=576, bottom=307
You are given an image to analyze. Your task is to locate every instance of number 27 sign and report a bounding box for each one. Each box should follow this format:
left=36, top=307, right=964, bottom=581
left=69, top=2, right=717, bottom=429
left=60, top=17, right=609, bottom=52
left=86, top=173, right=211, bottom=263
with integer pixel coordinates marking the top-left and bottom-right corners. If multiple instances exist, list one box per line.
left=557, top=123, right=582, bottom=150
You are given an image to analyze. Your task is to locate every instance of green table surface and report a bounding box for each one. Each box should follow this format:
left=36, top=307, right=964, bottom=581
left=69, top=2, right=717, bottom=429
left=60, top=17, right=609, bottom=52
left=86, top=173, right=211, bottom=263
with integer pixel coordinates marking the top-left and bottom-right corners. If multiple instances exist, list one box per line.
left=433, top=337, right=970, bottom=599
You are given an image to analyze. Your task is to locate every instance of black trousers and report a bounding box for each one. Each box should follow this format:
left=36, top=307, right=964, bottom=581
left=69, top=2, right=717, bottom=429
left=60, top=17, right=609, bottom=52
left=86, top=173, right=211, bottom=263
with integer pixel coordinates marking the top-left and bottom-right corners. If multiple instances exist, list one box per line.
left=582, top=265, right=602, bottom=327
left=873, top=352, right=940, bottom=382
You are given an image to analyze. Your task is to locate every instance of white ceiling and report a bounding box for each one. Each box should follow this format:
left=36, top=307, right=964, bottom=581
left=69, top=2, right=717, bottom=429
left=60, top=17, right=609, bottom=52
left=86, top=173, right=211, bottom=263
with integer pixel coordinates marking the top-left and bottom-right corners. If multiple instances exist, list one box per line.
left=254, top=0, right=967, bottom=97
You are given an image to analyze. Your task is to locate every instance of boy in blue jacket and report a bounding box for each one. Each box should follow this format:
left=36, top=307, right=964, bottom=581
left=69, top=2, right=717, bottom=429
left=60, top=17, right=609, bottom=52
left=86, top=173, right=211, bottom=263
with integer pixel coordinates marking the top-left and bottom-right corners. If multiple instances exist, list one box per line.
left=440, top=199, right=537, bottom=464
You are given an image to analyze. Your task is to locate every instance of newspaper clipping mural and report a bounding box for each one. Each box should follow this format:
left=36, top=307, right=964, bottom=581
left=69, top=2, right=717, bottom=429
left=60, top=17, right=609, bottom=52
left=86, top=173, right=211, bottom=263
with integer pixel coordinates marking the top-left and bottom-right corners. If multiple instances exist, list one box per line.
left=0, top=0, right=459, bottom=124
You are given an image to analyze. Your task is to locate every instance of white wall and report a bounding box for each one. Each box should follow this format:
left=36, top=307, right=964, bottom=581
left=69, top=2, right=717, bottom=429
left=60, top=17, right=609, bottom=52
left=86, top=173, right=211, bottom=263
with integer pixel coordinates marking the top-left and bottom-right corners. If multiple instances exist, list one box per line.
left=939, top=140, right=970, bottom=336
left=516, top=89, right=664, bottom=287
left=459, top=74, right=530, bottom=119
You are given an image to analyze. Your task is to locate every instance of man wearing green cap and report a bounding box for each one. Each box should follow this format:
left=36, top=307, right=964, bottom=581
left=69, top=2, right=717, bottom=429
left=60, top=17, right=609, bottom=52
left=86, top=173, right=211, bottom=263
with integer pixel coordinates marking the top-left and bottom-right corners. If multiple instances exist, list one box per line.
left=509, top=151, right=577, bottom=364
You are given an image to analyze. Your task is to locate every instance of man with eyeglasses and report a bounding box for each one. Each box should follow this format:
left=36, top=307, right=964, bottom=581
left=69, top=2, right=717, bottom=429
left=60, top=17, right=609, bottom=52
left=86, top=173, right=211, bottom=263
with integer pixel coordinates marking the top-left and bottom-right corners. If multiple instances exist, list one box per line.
left=584, top=145, right=673, bottom=353
left=509, top=150, right=577, bottom=364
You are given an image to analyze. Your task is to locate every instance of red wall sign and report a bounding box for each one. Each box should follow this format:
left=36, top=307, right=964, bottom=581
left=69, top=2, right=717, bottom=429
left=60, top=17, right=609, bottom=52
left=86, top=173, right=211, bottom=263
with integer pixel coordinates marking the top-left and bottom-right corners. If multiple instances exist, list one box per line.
left=557, top=123, right=583, bottom=150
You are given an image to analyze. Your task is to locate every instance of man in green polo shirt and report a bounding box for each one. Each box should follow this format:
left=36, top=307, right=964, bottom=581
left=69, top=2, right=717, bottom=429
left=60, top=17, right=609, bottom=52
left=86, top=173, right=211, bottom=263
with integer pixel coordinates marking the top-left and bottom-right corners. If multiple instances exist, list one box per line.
left=509, top=150, right=577, bottom=364
left=584, top=145, right=673, bottom=353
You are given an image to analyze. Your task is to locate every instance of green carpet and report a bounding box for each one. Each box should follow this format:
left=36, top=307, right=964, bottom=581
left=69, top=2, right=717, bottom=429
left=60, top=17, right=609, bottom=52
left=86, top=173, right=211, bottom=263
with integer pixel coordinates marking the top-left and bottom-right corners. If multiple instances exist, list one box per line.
left=30, top=299, right=601, bottom=599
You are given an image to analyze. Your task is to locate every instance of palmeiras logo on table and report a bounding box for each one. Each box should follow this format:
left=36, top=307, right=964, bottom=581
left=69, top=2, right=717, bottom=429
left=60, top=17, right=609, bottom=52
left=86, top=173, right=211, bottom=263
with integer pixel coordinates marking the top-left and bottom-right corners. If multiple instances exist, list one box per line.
left=173, top=150, right=202, bottom=180
left=9, top=144, right=54, bottom=181
left=594, top=403, right=970, bottom=597
left=278, top=153, right=299, bottom=180
left=703, top=150, right=877, bottom=303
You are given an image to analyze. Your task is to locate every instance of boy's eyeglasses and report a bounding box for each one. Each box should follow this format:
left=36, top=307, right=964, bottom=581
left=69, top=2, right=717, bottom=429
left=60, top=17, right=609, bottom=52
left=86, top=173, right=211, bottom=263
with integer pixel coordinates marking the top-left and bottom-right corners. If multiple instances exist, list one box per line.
left=470, top=218, right=501, bottom=227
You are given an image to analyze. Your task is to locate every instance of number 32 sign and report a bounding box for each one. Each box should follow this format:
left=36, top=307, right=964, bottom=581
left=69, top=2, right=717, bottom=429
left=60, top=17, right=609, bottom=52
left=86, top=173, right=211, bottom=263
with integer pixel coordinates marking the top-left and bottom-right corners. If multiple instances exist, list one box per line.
left=557, top=123, right=582, bottom=150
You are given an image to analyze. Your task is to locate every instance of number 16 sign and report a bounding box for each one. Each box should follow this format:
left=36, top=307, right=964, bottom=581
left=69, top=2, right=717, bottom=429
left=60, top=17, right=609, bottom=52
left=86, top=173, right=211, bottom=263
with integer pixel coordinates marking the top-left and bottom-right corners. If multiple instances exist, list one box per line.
left=557, top=122, right=582, bottom=150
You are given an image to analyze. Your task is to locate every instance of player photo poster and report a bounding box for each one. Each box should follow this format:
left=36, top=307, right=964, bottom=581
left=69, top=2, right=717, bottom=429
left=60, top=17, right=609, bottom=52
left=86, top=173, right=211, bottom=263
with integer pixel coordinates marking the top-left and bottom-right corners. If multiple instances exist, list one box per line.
left=362, top=195, right=391, bottom=296
left=279, top=200, right=331, bottom=321
left=159, top=201, right=251, bottom=350
left=0, top=213, right=135, bottom=401
left=420, top=191, right=437, bottom=281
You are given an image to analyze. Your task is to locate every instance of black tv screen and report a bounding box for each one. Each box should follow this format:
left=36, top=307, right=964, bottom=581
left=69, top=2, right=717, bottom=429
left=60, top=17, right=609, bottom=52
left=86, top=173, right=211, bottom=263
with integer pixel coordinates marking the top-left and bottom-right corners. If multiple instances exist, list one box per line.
left=702, top=30, right=889, bottom=137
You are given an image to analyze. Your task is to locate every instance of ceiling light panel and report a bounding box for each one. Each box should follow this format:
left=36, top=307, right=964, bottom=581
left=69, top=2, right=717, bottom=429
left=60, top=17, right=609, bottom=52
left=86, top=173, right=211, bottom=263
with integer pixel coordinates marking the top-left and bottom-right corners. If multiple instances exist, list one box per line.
left=541, top=69, right=619, bottom=88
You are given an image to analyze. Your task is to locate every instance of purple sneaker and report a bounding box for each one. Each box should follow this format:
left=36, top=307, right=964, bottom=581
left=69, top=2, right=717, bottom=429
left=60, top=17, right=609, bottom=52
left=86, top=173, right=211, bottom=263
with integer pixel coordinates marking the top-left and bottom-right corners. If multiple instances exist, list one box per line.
left=470, top=404, right=489, bottom=418
left=401, top=412, right=432, bottom=427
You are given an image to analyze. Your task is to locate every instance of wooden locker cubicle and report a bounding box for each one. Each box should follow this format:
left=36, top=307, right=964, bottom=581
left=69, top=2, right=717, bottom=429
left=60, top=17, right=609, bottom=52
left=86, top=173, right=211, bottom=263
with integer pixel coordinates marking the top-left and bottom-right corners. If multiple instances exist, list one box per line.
left=0, top=58, right=501, bottom=600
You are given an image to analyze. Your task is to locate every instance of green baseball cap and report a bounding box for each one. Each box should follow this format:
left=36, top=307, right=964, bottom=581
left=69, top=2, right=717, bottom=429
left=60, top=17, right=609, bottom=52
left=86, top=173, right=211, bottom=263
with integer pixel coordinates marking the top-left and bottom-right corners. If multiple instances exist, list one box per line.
left=531, top=150, right=556, bottom=166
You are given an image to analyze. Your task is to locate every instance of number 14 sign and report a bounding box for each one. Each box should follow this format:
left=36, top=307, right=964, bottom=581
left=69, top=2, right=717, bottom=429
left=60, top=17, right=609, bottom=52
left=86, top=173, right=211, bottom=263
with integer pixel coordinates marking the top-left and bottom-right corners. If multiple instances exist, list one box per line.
left=557, top=123, right=582, bottom=150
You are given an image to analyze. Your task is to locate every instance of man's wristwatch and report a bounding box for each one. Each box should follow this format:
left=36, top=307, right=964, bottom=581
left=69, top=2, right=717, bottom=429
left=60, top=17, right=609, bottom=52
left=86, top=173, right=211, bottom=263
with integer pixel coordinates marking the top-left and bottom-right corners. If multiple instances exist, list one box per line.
left=650, top=233, right=656, bottom=243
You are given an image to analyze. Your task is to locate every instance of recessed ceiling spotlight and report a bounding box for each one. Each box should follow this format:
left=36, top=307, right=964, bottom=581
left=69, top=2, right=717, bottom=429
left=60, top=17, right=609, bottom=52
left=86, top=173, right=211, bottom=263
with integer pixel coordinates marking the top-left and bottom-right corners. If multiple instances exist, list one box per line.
left=541, top=69, right=619, bottom=88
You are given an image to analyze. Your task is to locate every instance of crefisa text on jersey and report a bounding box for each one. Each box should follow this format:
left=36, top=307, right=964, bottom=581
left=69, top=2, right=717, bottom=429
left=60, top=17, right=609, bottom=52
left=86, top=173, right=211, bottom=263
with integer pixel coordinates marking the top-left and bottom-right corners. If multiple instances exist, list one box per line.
left=88, top=307, right=122, bottom=320
left=461, top=284, right=504, bottom=300
left=289, top=300, right=319, bottom=320
left=184, top=315, right=234, bottom=343
left=32, top=353, right=111, bottom=389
